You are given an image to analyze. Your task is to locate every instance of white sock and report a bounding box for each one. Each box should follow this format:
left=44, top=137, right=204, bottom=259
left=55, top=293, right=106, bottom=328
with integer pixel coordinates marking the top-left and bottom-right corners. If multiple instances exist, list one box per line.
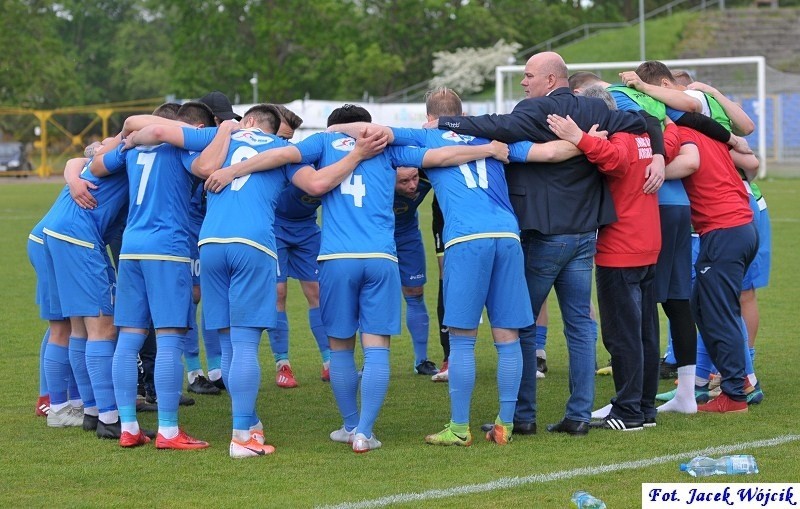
left=276, top=360, right=290, bottom=370
left=69, top=398, right=83, bottom=408
left=208, top=368, right=222, bottom=382
left=591, top=403, right=612, bottom=419
left=187, top=369, right=203, bottom=384
left=159, top=426, right=179, bottom=439
left=658, top=365, right=698, bottom=414
left=747, top=373, right=758, bottom=386
left=50, top=401, right=69, bottom=413
left=99, top=410, right=119, bottom=425
left=232, top=429, right=250, bottom=442
left=536, top=349, right=546, bottom=359
left=249, top=420, right=263, bottom=434
left=695, top=375, right=709, bottom=387
left=121, top=421, right=140, bottom=435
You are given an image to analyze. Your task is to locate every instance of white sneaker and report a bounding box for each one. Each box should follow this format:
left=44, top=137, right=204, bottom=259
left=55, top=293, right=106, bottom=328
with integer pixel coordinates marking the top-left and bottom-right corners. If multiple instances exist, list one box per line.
left=329, top=426, right=355, bottom=444
left=47, top=405, right=83, bottom=428
left=431, top=363, right=449, bottom=382
left=352, top=432, right=382, bottom=453
left=229, top=437, right=275, bottom=458
left=536, top=370, right=545, bottom=379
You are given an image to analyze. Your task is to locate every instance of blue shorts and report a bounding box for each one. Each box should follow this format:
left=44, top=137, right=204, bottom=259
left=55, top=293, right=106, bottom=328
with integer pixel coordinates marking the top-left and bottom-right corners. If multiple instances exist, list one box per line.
left=115, top=259, right=192, bottom=329
left=396, top=228, right=426, bottom=287
left=654, top=205, right=692, bottom=302
left=275, top=222, right=321, bottom=283
left=44, top=235, right=115, bottom=318
left=443, top=237, right=533, bottom=330
left=28, top=237, right=64, bottom=321
left=319, top=258, right=401, bottom=338
left=200, top=243, right=277, bottom=330
left=742, top=195, right=770, bottom=290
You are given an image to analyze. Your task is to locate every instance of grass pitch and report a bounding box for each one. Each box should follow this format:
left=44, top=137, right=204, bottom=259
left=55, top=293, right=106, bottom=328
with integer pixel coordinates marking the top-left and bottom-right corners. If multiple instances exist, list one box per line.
left=1, top=179, right=798, bottom=508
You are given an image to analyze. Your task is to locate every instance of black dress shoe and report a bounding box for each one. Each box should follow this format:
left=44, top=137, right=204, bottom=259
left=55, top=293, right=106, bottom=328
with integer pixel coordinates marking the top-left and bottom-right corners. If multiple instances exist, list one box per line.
left=480, top=421, right=537, bottom=435
left=211, top=377, right=226, bottom=391
left=546, top=418, right=589, bottom=436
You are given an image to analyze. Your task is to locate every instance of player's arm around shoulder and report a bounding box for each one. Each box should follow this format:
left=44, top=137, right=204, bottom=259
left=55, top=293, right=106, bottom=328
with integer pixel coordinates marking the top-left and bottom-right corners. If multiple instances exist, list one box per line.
left=421, top=140, right=509, bottom=168
left=547, top=113, right=630, bottom=176
left=192, top=121, right=236, bottom=180
left=88, top=135, right=124, bottom=177
left=291, top=128, right=388, bottom=196
left=205, top=143, right=303, bottom=193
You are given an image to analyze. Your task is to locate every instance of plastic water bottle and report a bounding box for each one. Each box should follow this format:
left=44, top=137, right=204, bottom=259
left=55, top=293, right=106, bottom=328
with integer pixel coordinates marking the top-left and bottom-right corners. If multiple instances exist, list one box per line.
left=571, top=490, right=607, bottom=509
left=680, top=455, right=759, bottom=477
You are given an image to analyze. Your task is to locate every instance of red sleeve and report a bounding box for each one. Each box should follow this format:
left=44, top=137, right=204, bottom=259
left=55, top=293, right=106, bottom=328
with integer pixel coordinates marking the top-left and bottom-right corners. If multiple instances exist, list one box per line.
left=663, top=123, right=682, bottom=163
left=576, top=132, right=631, bottom=177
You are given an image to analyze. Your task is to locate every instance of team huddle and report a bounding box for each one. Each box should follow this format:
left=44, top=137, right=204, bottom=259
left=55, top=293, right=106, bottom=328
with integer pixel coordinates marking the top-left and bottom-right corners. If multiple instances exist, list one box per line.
left=28, top=51, right=770, bottom=457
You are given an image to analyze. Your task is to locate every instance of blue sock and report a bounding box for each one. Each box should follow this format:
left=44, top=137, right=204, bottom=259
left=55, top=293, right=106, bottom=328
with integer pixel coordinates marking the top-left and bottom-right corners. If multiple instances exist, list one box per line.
left=202, top=320, right=222, bottom=371
left=112, top=331, right=146, bottom=424
left=448, top=334, right=477, bottom=425
left=749, top=347, right=756, bottom=365
left=535, top=325, right=548, bottom=351
left=68, top=337, right=95, bottom=408
left=329, top=349, right=359, bottom=431
left=696, top=331, right=714, bottom=380
left=184, top=324, right=201, bottom=373
left=67, top=364, right=79, bottom=402
left=229, top=327, right=262, bottom=431
left=495, top=340, right=522, bottom=424
left=740, top=317, right=755, bottom=377
left=155, top=334, right=184, bottom=429
left=308, top=307, right=330, bottom=363
left=44, top=343, right=70, bottom=406
left=665, top=322, right=677, bottom=364
left=268, top=311, right=289, bottom=363
left=86, top=339, right=117, bottom=416
left=39, top=329, right=50, bottom=396
left=404, top=295, right=429, bottom=365
left=219, top=331, right=232, bottom=388
left=358, top=346, right=390, bottom=438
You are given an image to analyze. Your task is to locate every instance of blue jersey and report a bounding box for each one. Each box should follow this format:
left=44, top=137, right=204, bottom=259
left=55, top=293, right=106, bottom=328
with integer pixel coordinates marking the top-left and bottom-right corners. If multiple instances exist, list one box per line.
left=186, top=127, right=301, bottom=258
left=391, top=128, right=525, bottom=248
left=43, top=161, right=129, bottom=248
left=274, top=183, right=322, bottom=226
left=394, top=177, right=432, bottom=236
left=103, top=143, right=199, bottom=260
left=29, top=187, right=73, bottom=243
left=295, top=132, right=428, bottom=261
left=187, top=178, right=205, bottom=245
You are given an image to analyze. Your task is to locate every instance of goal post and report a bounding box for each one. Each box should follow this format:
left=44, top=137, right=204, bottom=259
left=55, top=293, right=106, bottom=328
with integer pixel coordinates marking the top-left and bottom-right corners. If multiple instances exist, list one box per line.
left=495, top=56, right=767, bottom=178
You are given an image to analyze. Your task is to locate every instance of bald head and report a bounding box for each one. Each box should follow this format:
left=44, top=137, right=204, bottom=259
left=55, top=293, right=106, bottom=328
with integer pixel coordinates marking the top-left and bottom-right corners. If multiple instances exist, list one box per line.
left=521, top=52, right=569, bottom=98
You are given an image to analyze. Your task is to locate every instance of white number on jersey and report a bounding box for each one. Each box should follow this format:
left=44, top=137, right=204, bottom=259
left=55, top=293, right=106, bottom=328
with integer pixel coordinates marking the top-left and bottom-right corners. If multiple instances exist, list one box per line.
left=135, top=152, right=156, bottom=205
left=340, top=172, right=366, bottom=207
left=458, top=158, right=488, bottom=189
left=229, top=146, right=259, bottom=191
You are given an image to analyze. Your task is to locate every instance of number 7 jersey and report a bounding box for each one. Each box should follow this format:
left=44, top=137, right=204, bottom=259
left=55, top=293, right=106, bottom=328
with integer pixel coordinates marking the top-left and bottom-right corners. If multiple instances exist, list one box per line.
left=295, top=132, right=428, bottom=262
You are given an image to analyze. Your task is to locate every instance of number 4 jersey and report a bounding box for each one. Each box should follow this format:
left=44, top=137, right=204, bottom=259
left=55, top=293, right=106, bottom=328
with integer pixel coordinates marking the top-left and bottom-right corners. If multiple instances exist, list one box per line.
left=390, top=128, right=530, bottom=248
left=295, top=132, right=429, bottom=262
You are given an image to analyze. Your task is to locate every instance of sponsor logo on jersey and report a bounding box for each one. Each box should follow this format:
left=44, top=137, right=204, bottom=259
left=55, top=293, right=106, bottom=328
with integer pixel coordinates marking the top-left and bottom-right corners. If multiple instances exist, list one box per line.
left=393, top=201, right=410, bottom=215
left=331, top=137, right=356, bottom=152
left=300, top=194, right=322, bottom=206
left=232, top=129, right=275, bottom=146
left=442, top=131, right=474, bottom=143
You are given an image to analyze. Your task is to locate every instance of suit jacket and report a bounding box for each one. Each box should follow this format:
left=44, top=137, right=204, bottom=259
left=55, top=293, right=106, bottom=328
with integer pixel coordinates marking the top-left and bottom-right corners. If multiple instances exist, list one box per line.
left=438, top=87, right=647, bottom=234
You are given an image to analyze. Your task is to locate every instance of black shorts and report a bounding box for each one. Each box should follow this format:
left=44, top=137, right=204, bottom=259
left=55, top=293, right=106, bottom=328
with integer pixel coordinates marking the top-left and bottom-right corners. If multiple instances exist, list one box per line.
left=654, top=205, right=692, bottom=302
left=431, top=195, right=444, bottom=255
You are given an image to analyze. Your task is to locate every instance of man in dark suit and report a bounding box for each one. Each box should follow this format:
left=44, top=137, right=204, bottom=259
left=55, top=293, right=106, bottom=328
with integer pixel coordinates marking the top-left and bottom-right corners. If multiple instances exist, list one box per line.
left=439, top=51, right=660, bottom=436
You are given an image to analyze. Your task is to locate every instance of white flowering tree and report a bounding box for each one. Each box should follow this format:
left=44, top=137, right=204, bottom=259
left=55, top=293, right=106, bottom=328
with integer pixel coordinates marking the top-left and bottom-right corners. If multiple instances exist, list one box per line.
left=429, top=39, right=522, bottom=95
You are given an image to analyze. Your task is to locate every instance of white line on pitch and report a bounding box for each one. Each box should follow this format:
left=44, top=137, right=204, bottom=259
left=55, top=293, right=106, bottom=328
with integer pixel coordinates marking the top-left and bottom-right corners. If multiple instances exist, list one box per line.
left=317, top=434, right=800, bottom=509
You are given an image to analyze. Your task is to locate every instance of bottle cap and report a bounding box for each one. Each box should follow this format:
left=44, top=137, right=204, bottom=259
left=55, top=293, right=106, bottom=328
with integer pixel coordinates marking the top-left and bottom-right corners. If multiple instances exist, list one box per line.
left=679, top=464, right=687, bottom=471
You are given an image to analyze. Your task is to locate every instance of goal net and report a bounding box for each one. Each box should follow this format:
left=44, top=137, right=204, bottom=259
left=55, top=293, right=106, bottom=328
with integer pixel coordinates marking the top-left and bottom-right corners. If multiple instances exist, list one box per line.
left=495, top=56, right=768, bottom=177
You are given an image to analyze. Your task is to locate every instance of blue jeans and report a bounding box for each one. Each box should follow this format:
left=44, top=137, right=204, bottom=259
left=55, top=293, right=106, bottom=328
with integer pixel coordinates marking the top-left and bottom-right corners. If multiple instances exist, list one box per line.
left=516, top=230, right=597, bottom=424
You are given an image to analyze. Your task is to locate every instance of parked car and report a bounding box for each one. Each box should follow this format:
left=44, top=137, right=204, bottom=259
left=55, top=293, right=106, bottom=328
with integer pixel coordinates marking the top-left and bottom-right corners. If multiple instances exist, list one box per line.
left=0, top=142, right=33, bottom=172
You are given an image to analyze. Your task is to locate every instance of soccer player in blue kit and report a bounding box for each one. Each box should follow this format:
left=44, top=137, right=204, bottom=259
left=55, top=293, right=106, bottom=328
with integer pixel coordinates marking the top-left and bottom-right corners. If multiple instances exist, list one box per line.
left=330, top=89, right=582, bottom=446
left=203, top=103, right=510, bottom=453
left=89, top=102, right=216, bottom=449
left=393, top=167, right=438, bottom=375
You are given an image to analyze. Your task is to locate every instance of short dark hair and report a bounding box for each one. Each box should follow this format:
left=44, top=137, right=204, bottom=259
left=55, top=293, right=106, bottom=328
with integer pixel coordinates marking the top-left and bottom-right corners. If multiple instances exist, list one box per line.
left=242, top=104, right=284, bottom=133
left=425, top=88, right=462, bottom=119
left=635, top=61, right=676, bottom=86
left=177, top=101, right=215, bottom=127
left=270, top=104, right=303, bottom=130
left=326, top=104, right=371, bottom=127
left=152, top=102, right=180, bottom=120
left=568, top=71, right=602, bottom=92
